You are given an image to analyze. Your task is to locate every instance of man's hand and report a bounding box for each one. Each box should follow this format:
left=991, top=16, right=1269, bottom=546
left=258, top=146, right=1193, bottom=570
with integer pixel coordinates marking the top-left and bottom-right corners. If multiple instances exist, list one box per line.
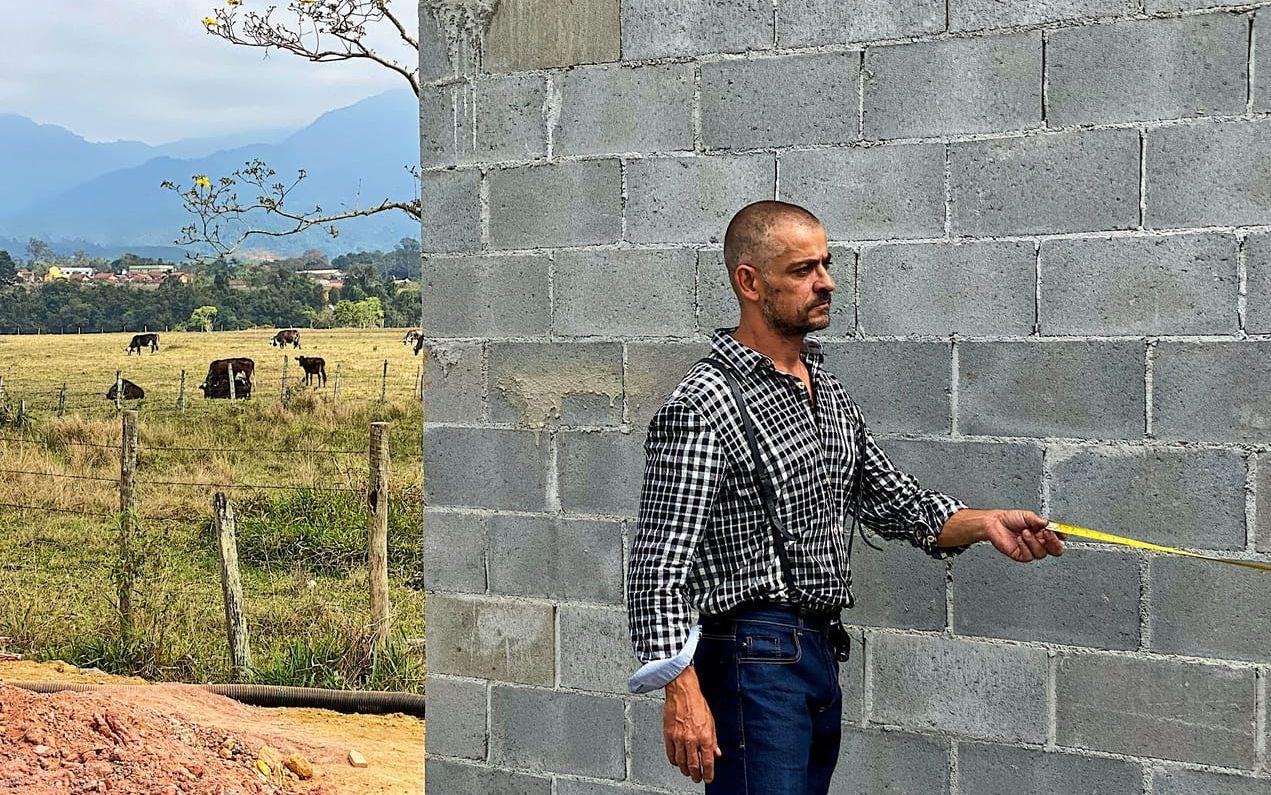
left=663, top=664, right=721, bottom=783
left=939, top=508, right=1065, bottom=562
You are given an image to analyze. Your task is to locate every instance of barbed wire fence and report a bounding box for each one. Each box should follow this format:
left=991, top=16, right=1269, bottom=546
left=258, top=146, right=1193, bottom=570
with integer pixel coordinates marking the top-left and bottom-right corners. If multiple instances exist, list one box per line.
left=0, top=410, right=417, bottom=674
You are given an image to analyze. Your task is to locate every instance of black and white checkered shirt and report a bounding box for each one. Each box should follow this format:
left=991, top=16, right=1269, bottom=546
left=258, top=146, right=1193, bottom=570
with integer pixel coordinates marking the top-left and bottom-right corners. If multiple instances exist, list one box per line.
left=627, top=329, right=968, bottom=664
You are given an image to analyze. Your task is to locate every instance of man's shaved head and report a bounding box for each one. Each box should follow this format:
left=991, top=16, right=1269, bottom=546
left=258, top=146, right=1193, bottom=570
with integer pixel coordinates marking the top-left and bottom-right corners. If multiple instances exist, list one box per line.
left=723, top=200, right=822, bottom=278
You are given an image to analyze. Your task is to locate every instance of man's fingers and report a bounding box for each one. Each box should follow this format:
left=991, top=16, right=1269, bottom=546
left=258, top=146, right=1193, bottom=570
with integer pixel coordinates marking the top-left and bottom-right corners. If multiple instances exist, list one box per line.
left=1040, top=529, right=1065, bottom=556
left=687, top=748, right=703, bottom=783
left=702, top=745, right=716, bottom=783
left=1020, top=529, right=1047, bottom=560
left=672, top=739, right=689, bottom=777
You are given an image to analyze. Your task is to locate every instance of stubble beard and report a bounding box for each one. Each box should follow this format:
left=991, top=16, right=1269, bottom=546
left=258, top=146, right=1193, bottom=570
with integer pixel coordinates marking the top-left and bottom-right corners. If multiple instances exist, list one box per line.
left=761, top=294, right=832, bottom=336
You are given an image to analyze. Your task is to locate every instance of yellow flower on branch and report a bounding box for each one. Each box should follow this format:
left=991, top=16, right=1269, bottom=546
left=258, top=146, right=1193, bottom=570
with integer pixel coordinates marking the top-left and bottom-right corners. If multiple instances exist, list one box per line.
left=202, top=16, right=219, bottom=26
left=227, top=0, right=242, bottom=4
left=194, top=175, right=212, bottom=189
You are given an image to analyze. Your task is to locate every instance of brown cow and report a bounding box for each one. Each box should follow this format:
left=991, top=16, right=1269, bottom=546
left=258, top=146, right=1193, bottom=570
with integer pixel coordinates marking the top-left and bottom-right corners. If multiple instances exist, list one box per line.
left=105, top=379, right=145, bottom=401
left=295, top=356, right=327, bottom=387
left=403, top=329, right=422, bottom=347
left=199, top=358, right=255, bottom=399
left=126, top=333, right=159, bottom=355
left=270, top=329, right=301, bottom=348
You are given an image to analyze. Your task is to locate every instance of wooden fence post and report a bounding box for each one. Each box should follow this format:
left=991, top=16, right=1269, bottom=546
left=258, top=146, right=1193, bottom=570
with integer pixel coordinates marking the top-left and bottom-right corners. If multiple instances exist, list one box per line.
left=333, top=364, right=342, bottom=404
left=416, top=363, right=425, bottom=401
left=57, top=383, right=67, bottom=417
left=213, top=492, right=251, bottom=678
left=118, top=410, right=138, bottom=637
left=177, top=370, right=186, bottom=413
left=379, top=360, right=389, bottom=404
left=228, top=363, right=237, bottom=403
left=0, top=375, right=6, bottom=405
left=367, top=422, right=391, bottom=653
left=114, top=371, right=123, bottom=412
left=16, top=400, right=25, bottom=427
left=281, top=355, right=289, bottom=404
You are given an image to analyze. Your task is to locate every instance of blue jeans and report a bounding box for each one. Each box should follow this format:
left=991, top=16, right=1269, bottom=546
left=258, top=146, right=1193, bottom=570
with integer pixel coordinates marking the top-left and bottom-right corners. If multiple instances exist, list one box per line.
left=694, top=605, right=843, bottom=795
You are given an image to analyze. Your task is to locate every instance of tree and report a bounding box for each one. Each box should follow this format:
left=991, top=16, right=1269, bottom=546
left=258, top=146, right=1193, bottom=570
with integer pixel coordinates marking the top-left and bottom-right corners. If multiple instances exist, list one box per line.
left=190, top=305, right=219, bottom=332
left=26, top=239, right=53, bottom=266
left=0, top=251, right=17, bottom=286
left=332, top=296, right=384, bottom=328
left=164, top=1, right=424, bottom=257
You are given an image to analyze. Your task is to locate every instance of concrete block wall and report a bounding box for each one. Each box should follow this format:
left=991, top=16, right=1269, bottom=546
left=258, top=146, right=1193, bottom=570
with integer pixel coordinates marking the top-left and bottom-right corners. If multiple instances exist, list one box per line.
left=419, top=1, right=1271, bottom=791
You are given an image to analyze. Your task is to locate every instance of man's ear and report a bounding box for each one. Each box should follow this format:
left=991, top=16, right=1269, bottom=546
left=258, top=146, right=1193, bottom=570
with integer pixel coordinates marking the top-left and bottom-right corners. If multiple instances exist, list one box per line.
left=734, top=263, right=762, bottom=302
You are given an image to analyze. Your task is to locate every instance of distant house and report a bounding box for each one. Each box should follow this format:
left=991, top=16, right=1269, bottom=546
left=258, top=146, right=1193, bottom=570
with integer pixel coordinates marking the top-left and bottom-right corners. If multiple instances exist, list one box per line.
left=125, top=262, right=174, bottom=275
left=61, top=266, right=95, bottom=278
left=15, top=270, right=36, bottom=284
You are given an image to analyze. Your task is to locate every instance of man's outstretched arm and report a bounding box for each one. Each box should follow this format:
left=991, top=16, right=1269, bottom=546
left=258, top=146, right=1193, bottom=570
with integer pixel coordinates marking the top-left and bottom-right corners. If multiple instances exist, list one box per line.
left=937, top=508, right=1065, bottom=561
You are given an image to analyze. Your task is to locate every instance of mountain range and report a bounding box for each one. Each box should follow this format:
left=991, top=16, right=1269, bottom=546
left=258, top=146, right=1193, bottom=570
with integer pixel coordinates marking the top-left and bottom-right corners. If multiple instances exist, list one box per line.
left=0, top=89, right=419, bottom=259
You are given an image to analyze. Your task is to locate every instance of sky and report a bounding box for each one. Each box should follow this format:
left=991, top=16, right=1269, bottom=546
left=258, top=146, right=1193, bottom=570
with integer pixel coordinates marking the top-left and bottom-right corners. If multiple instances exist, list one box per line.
left=0, top=0, right=420, bottom=145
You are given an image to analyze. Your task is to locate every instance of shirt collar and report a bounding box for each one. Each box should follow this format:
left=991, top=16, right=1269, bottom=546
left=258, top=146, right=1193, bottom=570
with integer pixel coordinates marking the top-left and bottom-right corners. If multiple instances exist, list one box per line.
left=710, top=327, right=825, bottom=377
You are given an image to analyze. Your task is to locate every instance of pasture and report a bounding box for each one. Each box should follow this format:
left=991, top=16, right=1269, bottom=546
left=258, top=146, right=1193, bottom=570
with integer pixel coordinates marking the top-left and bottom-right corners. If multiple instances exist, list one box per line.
left=0, top=328, right=426, bottom=691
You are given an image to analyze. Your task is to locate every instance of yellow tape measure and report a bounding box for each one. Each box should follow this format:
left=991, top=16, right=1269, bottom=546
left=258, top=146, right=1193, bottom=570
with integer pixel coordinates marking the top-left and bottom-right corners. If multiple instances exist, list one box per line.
left=1046, top=521, right=1271, bottom=572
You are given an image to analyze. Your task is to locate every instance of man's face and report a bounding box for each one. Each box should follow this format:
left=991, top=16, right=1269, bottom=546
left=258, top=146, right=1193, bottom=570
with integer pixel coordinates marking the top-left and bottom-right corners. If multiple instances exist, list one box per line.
left=755, top=221, right=835, bottom=336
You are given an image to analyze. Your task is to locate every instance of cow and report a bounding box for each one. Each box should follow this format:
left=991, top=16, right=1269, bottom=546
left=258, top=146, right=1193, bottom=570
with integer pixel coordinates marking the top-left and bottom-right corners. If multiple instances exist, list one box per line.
left=413, top=334, right=426, bottom=356
left=402, top=329, right=423, bottom=347
left=105, top=379, right=145, bottom=401
left=126, top=333, right=159, bottom=356
left=199, top=357, right=255, bottom=399
left=270, top=329, right=301, bottom=348
left=295, top=356, right=327, bottom=387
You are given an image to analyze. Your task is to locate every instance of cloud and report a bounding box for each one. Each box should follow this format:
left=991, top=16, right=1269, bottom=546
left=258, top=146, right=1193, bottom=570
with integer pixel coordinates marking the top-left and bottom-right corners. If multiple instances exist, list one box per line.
left=0, top=0, right=419, bottom=144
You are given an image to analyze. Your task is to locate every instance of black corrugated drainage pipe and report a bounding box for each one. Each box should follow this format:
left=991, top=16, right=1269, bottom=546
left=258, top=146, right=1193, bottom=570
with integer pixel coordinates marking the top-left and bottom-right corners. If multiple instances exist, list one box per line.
left=4, top=681, right=426, bottom=719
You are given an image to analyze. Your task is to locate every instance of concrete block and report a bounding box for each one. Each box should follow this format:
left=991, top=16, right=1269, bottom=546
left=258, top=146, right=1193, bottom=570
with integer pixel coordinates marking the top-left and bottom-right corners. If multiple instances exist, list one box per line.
left=1260, top=454, right=1271, bottom=553
left=426, top=675, right=487, bottom=760
left=488, top=515, right=624, bottom=603
left=840, top=626, right=866, bottom=724
left=629, top=698, right=699, bottom=793
left=1048, top=16, right=1247, bottom=126
left=1056, top=653, right=1257, bottom=767
left=489, top=160, right=622, bottom=248
left=952, top=545, right=1141, bottom=649
left=950, top=129, right=1140, bottom=236
left=949, top=0, right=1133, bottom=32
left=1049, top=445, right=1247, bottom=549
left=490, top=686, right=626, bottom=778
left=421, top=255, right=551, bottom=337
left=780, top=145, right=946, bottom=240
left=1151, top=341, right=1271, bottom=444
left=697, top=248, right=854, bottom=334
left=859, top=240, right=1036, bottom=336
left=1153, top=767, right=1271, bottom=795
left=422, top=759, right=551, bottom=795
left=557, top=430, right=646, bottom=516
left=841, top=539, right=946, bottom=631
left=878, top=438, right=1043, bottom=512
left=957, top=341, right=1145, bottom=439
left=870, top=634, right=1049, bottom=742
left=1150, top=556, right=1271, bottom=663
left=423, top=509, right=487, bottom=592
left=820, top=340, right=951, bottom=434
left=958, top=743, right=1142, bottom=795
left=1039, top=234, right=1240, bottom=336
left=421, top=168, right=482, bottom=253
left=420, top=84, right=457, bottom=168
left=417, top=7, right=453, bottom=83
left=826, top=728, right=950, bottom=795
left=485, top=0, right=620, bottom=72
left=553, top=249, right=696, bottom=337
left=1243, top=232, right=1271, bottom=334
left=625, top=155, right=775, bottom=245
left=863, top=33, right=1042, bottom=139
left=472, top=75, right=547, bottom=163
left=1147, top=120, right=1271, bottom=229
left=701, top=53, right=860, bottom=149
left=420, top=341, right=484, bottom=423
left=1151, top=0, right=1262, bottom=11
left=559, top=603, right=634, bottom=693
left=625, top=342, right=712, bottom=429
left=426, top=594, right=555, bottom=686
left=555, top=63, right=694, bottom=157
left=1257, top=13, right=1271, bottom=112
left=777, top=0, right=944, bottom=47
left=621, top=0, right=774, bottom=60
left=487, top=342, right=623, bottom=427
left=424, top=426, right=548, bottom=511
left=557, top=781, right=654, bottom=795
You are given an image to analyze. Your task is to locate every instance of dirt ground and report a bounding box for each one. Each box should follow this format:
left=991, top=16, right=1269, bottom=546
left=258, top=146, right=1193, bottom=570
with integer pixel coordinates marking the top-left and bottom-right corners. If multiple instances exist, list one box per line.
left=0, top=661, right=424, bottom=794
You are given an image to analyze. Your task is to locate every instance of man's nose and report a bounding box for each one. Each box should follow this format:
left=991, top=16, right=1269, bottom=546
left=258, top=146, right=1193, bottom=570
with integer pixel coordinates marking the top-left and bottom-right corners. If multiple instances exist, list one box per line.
left=817, top=265, right=836, bottom=293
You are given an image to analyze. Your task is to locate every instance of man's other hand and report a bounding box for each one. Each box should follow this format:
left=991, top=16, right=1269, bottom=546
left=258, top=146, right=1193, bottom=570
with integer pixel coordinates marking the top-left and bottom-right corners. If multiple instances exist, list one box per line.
left=663, top=664, right=722, bottom=783
left=940, top=508, right=1066, bottom=562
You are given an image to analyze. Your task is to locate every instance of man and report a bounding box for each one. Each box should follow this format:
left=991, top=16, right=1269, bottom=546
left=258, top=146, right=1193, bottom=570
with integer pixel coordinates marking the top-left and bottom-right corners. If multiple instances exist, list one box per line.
left=626, top=200, right=1065, bottom=794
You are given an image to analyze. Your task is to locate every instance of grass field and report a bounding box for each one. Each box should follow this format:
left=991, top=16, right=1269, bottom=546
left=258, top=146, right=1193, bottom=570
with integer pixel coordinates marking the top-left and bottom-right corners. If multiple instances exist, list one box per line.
left=0, top=328, right=426, bottom=691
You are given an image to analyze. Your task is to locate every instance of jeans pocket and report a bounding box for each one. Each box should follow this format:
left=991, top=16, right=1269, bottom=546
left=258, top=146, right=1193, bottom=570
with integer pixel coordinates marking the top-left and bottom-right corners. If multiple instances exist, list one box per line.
left=736, top=624, right=801, bottom=664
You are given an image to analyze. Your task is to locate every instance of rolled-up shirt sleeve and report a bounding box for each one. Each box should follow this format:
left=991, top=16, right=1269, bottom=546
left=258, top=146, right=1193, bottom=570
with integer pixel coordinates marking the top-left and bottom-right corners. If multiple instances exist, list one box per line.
left=626, top=401, right=726, bottom=684
left=850, top=406, right=968, bottom=558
